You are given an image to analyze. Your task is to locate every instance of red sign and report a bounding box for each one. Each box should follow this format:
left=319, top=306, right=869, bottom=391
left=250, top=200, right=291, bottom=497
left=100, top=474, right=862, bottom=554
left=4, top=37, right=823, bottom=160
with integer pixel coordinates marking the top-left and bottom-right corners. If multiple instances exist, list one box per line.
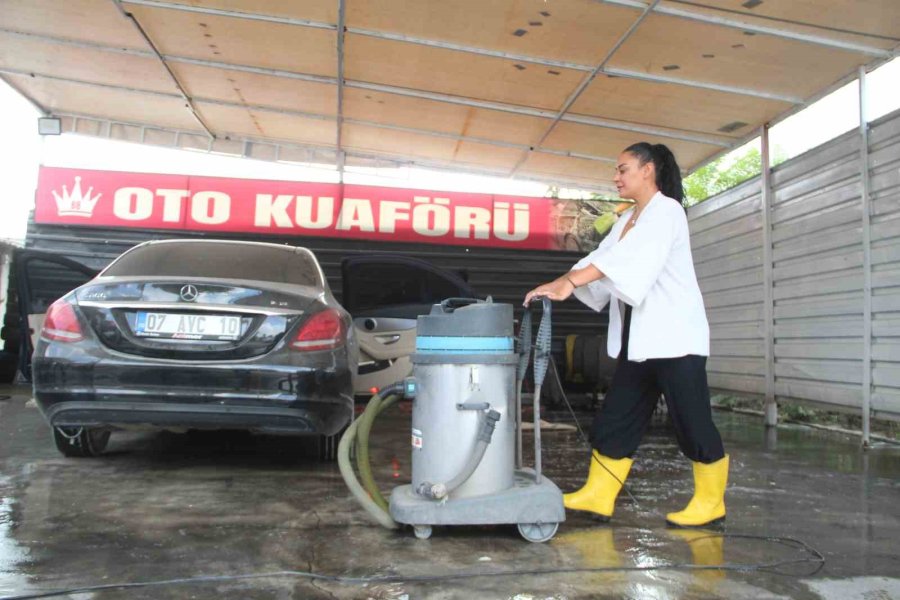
left=35, top=167, right=602, bottom=251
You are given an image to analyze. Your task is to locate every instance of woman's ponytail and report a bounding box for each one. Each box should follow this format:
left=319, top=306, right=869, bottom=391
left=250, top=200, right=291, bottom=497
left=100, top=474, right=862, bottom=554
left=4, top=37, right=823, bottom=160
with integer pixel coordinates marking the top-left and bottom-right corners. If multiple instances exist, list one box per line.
left=623, top=142, right=684, bottom=204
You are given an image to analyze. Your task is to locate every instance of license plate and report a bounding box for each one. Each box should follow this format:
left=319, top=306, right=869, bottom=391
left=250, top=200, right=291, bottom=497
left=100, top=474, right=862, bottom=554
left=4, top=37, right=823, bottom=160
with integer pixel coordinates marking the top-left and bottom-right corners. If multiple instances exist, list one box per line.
left=134, top=312, right=242, bottom=341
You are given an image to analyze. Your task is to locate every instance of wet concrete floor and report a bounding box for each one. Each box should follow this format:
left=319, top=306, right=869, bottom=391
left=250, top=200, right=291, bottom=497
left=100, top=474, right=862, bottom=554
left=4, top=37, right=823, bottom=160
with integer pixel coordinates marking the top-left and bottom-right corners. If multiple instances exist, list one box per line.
left=0, top=385, right=899, bottom=599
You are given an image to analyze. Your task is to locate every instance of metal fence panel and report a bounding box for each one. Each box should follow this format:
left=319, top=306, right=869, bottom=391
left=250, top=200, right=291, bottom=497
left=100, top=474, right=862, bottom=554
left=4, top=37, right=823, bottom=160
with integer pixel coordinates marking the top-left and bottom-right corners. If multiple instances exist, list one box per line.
left=689, top=178, right=766, bottom=397
left=869, top=110, right=900, bottom=417
left=689, top=107, right=900, bottom=420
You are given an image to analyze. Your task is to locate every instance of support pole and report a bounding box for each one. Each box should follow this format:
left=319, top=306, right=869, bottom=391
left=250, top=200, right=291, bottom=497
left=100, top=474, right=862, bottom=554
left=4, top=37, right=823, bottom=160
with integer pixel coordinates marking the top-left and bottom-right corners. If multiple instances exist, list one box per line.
left=336, top=0, right=346, bottom=183
left=761, top=125, right=777, bottom=427
left=859, top=66, right=873, bottom=448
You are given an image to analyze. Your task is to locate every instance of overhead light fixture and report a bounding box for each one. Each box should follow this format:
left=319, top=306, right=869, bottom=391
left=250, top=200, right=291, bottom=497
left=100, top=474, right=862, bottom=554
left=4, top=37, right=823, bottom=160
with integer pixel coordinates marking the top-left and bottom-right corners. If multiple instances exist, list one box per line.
left=38, top=117, right=62, bottom=135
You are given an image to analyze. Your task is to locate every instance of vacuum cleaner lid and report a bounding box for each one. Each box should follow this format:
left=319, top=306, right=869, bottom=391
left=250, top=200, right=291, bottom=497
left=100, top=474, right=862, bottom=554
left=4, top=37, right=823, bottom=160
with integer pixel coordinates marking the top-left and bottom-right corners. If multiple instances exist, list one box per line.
left=413, top=300, right=517, bottom=361
left=417, top=300, right=513, bottom=338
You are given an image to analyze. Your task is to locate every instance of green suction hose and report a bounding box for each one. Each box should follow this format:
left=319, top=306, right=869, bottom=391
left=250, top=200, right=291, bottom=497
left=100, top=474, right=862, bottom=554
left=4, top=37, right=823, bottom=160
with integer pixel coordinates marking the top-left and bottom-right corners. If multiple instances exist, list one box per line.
left=338, top=382, right=407, bottom=529
left=355, top=391, right=398, bottom=512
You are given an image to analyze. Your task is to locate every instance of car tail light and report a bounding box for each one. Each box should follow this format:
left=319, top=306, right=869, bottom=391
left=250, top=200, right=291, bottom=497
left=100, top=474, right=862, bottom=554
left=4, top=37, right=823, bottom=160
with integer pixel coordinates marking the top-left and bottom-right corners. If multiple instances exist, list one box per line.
left=42, top=299, right=84, bottom=343
left=290, top=308, right=346, bottom=352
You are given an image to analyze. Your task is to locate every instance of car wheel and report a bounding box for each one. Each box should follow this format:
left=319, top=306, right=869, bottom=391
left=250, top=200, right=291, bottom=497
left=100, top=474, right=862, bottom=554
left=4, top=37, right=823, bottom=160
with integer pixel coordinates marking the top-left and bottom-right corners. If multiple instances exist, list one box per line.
left=53, top=426, right=111, bottom=457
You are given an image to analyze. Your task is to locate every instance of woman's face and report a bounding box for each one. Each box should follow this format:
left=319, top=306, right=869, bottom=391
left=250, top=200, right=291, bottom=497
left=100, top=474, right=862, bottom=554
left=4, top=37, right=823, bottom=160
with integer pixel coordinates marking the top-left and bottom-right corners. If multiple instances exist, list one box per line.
left=613, top=151, right=653, bottom=200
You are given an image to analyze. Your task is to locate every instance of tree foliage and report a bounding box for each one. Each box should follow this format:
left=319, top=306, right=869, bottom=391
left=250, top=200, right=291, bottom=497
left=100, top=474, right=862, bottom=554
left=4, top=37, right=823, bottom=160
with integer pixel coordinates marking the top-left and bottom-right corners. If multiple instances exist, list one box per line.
left=551, top=145, right=786, bottom=208
left=683, top=148, right=764, bottom=206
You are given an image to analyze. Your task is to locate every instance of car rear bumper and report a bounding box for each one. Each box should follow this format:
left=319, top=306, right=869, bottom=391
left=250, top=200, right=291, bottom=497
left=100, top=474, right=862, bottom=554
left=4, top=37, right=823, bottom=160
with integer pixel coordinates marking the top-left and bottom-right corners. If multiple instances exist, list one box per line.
left=42, top=399, right=351, bottom=435
left=33, top=354, right=355, bottom=436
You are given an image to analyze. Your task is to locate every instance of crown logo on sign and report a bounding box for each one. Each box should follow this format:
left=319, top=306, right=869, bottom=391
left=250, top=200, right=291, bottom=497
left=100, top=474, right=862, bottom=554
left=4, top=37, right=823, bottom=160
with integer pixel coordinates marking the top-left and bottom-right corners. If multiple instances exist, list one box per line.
left=52, top=176, right=101, bottom=217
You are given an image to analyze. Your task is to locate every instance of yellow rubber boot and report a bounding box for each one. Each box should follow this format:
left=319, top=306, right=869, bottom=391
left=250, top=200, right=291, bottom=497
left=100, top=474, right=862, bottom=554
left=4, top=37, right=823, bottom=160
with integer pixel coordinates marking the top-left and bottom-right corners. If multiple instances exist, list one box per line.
left=563, top=451, right=633, bottom=522
left=666, top=455, right=729, bottom=528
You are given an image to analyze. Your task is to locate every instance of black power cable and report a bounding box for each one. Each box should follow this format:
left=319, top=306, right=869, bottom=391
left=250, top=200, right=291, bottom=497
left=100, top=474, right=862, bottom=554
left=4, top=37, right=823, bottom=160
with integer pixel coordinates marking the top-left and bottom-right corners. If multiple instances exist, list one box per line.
left=548, top=355, right=641, bottom=506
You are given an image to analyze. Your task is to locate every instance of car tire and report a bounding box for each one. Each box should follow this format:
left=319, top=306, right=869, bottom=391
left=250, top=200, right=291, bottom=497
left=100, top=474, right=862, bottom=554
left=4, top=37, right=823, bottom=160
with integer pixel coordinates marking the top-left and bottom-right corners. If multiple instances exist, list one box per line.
left=53, top=426, right=111, bottom=457
left=316, top=424, right=348, bottom=462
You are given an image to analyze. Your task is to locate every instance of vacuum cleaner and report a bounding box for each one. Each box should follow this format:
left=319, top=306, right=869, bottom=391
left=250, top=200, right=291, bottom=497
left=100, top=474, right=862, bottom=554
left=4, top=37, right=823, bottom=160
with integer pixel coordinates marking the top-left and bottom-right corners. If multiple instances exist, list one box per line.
left=339, top=297, right=565, bottom=543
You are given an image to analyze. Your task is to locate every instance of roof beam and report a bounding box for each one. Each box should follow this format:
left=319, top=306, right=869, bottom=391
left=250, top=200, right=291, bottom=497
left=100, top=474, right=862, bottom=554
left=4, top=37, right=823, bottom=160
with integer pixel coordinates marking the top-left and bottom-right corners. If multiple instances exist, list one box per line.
left=341, top=117, right=616, bottom=163
left=52, top=111, right=619, bottom=194
left=344, top=81, right=731, bottom=146
left=601, top=67, right=801, bottom=103
left=346, top=27, right=595, bottom=73
left=120, top=0, right=588, bottom=71
left=111, top=0, right=215, bottom=139
left=0, top=27, right=334, bottom=85
left=0, top=32, right=734, bottom=147
left=510, top=0, right=661, bottom=176
left=0, top=67, right=620, bottom=164
left=0, top=26, right=803, bottom=104
left=0, top=41, right=732, bottom=148
left=102, top=3, right=808, bottom=102
left=9, top=28, right=793, bottom=108
left=598, top=0, right=894, bottom=57
left=120, top=0, right=336, bottom=30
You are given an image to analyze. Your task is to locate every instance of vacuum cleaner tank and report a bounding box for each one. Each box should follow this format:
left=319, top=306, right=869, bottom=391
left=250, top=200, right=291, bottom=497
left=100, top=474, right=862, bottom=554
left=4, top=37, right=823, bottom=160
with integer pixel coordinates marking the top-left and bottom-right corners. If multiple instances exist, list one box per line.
left=410, top=301, right=517, bottom=499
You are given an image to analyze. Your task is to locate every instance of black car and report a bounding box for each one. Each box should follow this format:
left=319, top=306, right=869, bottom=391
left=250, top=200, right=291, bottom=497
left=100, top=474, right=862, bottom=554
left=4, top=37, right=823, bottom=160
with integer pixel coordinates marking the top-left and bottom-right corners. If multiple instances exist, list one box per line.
left=32, top=240, right=357, bottom=459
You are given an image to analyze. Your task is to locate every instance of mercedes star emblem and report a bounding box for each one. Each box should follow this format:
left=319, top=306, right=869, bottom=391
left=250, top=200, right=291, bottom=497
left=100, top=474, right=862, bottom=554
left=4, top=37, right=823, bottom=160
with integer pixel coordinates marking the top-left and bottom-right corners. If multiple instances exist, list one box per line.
left=180, top=284, right=199, bottom=302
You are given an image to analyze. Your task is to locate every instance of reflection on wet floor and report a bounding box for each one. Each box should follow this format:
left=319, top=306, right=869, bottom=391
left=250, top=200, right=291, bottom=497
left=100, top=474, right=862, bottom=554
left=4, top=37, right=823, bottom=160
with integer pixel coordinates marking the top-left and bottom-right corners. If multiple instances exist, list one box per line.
left=0, top=479, right=29, bottom=597
left=0, top=387, right=899, bottom=599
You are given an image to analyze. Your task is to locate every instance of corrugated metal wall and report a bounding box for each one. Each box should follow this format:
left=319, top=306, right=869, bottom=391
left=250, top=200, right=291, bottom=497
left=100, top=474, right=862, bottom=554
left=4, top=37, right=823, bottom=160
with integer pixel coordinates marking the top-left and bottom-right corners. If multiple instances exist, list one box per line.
left=870, top=112, right=900, bottom=418
left=688, top=177, right=765, bottom=397
left=688, top=107, right=900, bottom=420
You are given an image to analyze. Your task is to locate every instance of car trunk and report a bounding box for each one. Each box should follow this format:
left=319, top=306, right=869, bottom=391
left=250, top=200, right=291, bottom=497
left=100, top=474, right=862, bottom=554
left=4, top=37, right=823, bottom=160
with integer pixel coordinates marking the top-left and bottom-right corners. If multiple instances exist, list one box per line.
left=75, top=279, right=320, bottom=360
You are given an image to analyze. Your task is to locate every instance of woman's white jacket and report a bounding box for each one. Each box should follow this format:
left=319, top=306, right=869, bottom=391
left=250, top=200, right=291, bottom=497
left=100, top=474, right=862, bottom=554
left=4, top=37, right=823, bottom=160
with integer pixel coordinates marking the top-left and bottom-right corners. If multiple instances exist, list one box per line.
left=571, top=191, right=710, bottom=362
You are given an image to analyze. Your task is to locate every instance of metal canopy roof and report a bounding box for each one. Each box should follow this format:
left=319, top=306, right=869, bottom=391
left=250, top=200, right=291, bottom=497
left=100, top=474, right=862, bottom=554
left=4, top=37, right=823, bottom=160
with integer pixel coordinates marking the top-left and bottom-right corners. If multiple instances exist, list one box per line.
left=1, top=0, right=898, bottom=192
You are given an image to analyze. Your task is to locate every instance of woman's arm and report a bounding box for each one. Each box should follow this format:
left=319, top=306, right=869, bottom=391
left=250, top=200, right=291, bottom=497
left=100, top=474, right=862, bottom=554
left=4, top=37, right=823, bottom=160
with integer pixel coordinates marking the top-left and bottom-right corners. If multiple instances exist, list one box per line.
left=523, top=264, right=604, bottom=305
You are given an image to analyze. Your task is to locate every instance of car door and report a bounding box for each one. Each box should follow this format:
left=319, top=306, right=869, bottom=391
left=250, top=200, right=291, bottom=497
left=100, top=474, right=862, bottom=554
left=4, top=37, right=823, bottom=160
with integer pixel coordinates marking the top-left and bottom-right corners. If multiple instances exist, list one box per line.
left=341, top=255, right=476, bottom=396
left=12, top=249, right=98, bottom=381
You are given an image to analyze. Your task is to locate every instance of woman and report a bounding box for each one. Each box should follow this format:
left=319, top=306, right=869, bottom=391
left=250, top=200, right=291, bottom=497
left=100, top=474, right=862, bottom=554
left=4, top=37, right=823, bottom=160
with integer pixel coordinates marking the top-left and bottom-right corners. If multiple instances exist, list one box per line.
left=524, top=142, right=728, bottom=528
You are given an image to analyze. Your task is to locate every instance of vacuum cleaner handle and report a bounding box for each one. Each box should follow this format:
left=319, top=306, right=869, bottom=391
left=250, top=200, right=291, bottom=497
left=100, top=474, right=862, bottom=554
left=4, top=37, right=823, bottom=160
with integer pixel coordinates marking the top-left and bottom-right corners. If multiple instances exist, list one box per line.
left=533, top=297, right=552, bottom=388
left=439, top=297, right=490, bottom=312
left=525, top=296, right=552, bottom=483
left=515, top=308, right=533, bottom=382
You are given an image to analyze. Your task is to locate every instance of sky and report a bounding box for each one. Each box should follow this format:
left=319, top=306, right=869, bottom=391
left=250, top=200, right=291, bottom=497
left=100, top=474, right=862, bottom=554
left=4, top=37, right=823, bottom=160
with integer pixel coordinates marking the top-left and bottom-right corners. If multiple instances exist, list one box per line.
left=1, top=57, right=898, bottom=243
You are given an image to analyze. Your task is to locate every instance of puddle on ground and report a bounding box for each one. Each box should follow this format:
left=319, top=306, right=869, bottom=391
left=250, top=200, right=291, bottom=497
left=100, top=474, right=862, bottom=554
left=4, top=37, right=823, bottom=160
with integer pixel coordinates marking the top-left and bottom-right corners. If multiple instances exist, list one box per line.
left=803, top=576, right=900, bottom=600
left=0, top=475, right=29, bottom=595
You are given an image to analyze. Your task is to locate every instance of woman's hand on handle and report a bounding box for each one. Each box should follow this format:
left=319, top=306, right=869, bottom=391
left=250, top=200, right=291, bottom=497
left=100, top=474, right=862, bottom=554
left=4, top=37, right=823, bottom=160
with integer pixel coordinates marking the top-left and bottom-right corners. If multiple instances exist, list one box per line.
left=523, top=277, right=575, bottom=306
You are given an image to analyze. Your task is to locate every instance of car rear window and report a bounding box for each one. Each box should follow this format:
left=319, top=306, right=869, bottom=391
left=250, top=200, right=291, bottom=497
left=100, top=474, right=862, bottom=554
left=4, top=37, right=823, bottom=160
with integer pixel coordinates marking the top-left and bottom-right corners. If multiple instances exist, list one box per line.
left=102, top=242, right=322, bottom=287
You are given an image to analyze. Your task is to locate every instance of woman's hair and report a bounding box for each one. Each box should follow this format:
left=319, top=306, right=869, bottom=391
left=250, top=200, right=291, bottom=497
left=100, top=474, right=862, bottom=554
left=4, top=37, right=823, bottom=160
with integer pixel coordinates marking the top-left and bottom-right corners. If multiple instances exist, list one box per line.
left=623, top=142, right=684, bottom=203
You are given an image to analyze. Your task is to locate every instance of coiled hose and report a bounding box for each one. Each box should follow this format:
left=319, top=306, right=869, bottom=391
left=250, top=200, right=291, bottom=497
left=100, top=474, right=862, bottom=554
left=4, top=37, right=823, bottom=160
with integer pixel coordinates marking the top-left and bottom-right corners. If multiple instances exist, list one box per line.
left=339, top=379, right=501, bottom=527
left=337, top=382, right=404, bottom=529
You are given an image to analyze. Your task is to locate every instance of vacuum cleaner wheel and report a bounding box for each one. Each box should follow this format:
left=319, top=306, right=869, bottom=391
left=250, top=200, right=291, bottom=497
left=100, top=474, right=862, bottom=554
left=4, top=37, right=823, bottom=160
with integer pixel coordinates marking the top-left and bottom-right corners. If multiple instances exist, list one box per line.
left=517, top=521, right=559, bottom=543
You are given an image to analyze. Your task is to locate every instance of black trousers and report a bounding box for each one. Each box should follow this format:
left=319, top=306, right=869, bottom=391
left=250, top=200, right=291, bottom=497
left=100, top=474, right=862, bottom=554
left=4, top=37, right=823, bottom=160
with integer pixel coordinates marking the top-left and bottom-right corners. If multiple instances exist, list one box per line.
left=589, top=305, right=725, bottom=464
